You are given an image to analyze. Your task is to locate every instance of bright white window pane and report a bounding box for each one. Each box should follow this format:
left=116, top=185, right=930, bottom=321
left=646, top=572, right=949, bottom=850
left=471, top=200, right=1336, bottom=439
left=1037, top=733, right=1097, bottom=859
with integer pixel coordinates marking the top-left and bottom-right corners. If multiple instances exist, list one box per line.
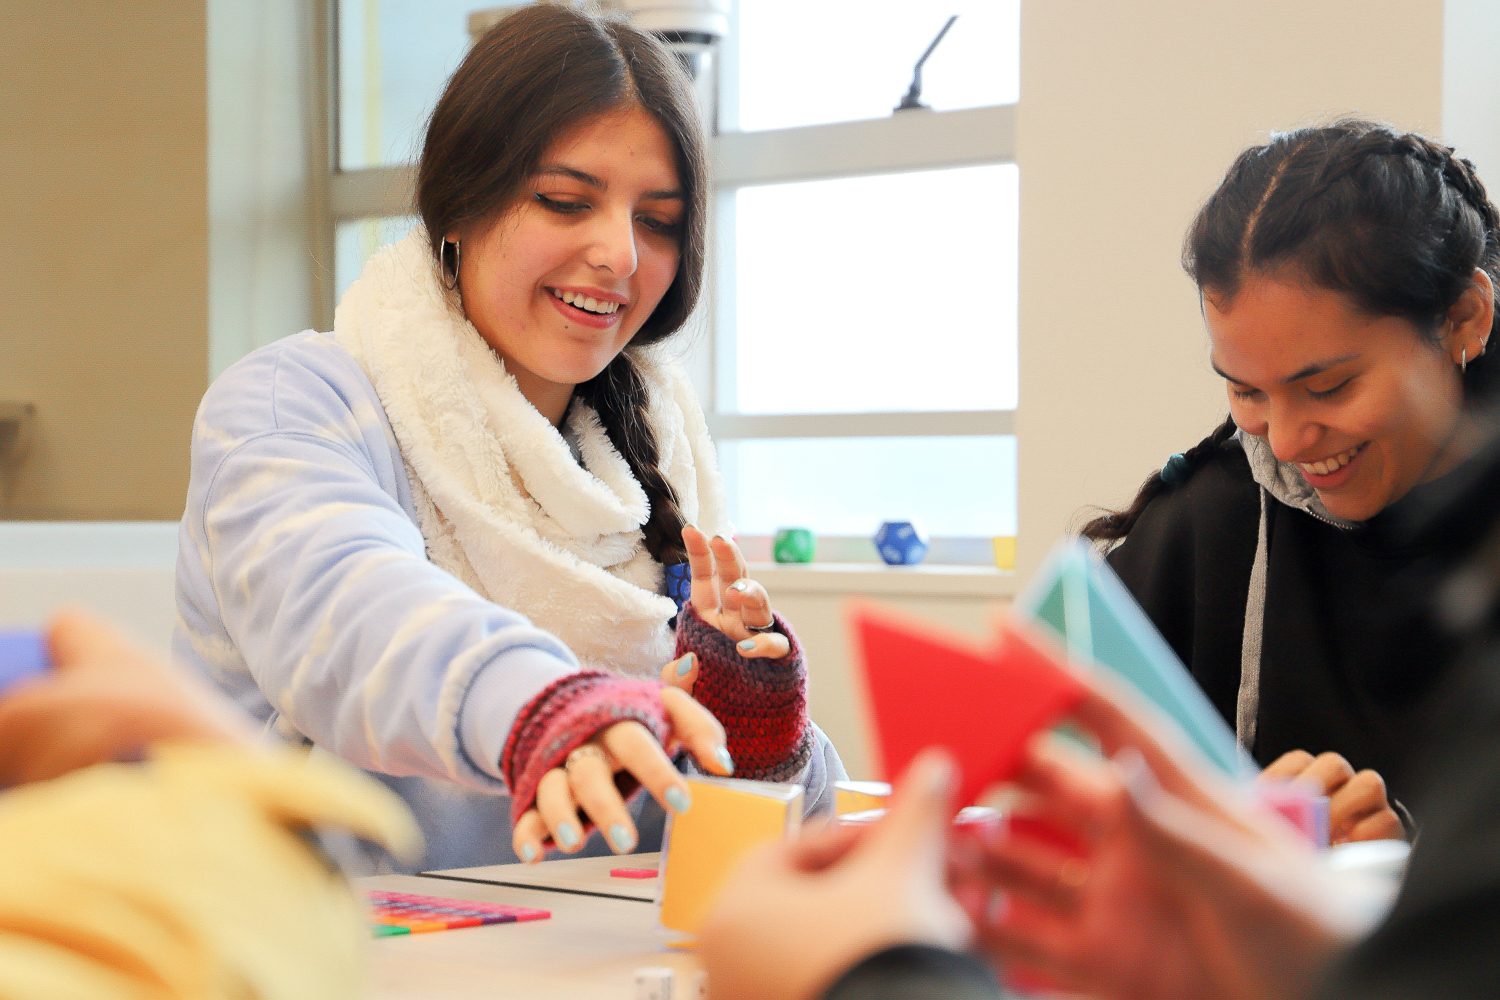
left=338, top=0, right=476, bottom=169
left=732, top=165, right=1017, bottom=414
left=335, top=216, right=419, bottom=303
left=734, top=0, right=1019, bottom=133
left=721, top=436, right=1016, bottom=537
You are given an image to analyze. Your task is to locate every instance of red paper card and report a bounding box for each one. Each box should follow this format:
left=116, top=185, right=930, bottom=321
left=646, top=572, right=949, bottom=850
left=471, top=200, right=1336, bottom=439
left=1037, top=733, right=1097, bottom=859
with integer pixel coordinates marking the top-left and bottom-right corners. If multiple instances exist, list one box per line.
left=848, top=602, right=1088, bottom=808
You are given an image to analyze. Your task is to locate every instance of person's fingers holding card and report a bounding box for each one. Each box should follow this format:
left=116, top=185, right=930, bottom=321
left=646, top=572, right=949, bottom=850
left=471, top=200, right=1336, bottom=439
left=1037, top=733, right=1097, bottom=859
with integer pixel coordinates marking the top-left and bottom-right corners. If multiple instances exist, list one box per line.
left=1261, top=750, right=1316, bottom=782
left=1326, top=768, right=1403, bottom=843
left=0, top=611, right=258, bottom=787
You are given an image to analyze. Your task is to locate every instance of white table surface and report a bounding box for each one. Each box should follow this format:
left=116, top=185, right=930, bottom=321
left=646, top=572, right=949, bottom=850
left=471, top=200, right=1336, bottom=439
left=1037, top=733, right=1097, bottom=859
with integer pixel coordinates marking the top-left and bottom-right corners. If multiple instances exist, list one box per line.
left=362, top=855, right=695, bottom=1000
left=424, top=851, right=662, bottom=902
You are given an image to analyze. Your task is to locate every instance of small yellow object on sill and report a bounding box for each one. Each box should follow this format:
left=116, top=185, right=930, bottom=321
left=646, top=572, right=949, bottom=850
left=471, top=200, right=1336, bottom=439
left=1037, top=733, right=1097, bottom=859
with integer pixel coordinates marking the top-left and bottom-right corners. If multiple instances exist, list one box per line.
left=992, top=536, right=1016, bottom=570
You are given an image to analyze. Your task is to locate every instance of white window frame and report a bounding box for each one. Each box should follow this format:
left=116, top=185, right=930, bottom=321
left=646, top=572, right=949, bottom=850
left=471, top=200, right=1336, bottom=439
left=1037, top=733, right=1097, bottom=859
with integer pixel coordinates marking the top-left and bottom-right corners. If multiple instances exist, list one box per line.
left=705, top=105, right=1017, bottom=444
left=320, top=0, right=1018, bottom=565
left=707, top=1, right=1016, bottom=564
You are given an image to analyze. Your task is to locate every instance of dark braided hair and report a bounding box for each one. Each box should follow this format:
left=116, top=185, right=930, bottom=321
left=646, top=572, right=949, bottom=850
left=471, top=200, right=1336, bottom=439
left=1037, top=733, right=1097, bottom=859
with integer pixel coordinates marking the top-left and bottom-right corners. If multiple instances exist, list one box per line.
left=1081, top=416, right=1239, bottom=543
left=573, top=353, right=687, bottom=563
left=1083, top=119, right=1500, bottom=544
left=418, top=4, right=704, bottom=564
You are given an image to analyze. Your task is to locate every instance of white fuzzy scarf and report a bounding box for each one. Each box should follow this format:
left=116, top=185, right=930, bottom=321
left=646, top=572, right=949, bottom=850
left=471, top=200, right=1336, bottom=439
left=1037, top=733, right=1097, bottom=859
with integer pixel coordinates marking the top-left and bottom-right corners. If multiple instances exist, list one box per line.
left=335, top=230, right=731, bottom=676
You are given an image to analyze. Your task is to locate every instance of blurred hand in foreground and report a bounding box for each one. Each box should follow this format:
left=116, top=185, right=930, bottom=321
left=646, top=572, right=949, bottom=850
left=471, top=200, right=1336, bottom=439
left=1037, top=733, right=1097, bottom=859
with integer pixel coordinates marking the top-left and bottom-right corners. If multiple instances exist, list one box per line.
left=952, top=672, right=1367, bottom=1000
left=0, top=609, right=257, bottom=786
left=700, top=749, right=972, bottom=1000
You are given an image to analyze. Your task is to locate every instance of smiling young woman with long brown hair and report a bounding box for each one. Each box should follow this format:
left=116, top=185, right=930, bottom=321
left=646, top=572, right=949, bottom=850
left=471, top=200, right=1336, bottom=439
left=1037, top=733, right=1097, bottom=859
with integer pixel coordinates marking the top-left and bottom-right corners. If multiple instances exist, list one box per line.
left=1084, top=120, right=1500, bottom=845
left=173, top=3, right=845, bottom=871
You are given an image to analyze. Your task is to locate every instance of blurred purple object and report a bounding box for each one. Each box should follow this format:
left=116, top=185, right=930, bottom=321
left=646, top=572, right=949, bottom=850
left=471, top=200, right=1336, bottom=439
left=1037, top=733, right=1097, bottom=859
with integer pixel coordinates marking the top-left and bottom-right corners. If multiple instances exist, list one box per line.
left=0, top=628, right=49, bottom=698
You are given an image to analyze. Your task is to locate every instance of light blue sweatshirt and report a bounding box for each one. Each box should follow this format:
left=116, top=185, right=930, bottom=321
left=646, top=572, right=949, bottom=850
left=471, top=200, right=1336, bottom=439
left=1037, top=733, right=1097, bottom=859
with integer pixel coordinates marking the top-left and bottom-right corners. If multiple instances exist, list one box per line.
left=173, top=331, right=845, bottom=871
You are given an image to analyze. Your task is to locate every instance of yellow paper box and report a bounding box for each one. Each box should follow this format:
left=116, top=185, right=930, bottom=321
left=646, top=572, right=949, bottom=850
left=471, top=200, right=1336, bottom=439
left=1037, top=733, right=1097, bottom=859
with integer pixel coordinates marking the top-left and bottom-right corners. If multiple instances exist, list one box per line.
left=834, top=780, right=892, bottom=817
left=657, top=776, right=804, bottom=936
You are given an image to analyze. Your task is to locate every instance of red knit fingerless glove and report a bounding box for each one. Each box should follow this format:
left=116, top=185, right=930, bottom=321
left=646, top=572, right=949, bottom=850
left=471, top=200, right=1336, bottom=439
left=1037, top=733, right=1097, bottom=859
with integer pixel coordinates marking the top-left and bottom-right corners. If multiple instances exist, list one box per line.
left=675, top=606, right=814, bottom=782
left=501, top=672, right=671, bottom=828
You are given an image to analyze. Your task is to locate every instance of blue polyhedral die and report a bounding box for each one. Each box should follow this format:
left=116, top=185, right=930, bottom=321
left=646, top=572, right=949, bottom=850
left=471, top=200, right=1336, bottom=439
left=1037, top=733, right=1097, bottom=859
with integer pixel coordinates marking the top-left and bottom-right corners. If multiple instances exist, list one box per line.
left=874, top=521, right=929, bottom=565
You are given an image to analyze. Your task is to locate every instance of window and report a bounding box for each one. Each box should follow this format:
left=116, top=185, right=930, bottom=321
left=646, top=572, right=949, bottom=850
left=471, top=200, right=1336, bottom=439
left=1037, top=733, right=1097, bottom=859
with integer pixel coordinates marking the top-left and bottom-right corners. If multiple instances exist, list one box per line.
left=335, top=215, right=418, bottom=302
left=728, top=166, right=1018, bottom=416
left=337, top=0, right=477, bottom=170
left=712, top=0, right=1019, bottom=563
left=731, top=0, right=1018, bottom=133
left=323, top=0, right=1020, bottom=565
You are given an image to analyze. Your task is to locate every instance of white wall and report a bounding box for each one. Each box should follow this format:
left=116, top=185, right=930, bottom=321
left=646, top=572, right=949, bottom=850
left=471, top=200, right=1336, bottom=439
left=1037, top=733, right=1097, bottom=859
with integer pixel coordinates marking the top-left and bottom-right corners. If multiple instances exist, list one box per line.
left=0, top=523, right=180, bottom=655
left=1014, top=0, right=1446, bottom=582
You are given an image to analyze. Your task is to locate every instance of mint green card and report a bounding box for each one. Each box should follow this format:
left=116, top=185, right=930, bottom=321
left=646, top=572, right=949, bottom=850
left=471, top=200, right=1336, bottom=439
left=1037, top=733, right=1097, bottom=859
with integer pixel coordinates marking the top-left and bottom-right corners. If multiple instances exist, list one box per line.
left=1015, top=541, right=1254, bottom=778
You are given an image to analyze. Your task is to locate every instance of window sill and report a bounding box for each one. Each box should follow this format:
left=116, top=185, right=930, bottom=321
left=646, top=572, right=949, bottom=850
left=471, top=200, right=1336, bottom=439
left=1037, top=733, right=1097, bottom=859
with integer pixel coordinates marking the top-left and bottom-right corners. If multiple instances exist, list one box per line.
left=747, top=561, right=1015, bottom=599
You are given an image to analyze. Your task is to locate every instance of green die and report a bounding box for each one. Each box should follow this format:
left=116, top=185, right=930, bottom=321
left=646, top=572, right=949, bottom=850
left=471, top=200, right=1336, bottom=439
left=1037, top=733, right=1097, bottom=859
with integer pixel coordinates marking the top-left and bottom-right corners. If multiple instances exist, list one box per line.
left=772, top=527, right=816, bottom=563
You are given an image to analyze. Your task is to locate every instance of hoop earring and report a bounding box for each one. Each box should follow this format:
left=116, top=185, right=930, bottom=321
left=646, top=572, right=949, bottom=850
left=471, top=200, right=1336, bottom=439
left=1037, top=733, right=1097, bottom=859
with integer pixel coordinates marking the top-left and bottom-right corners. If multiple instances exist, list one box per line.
left=441, top=239, right=461, bottom=290
left=1463, top=347, right=1468, bottom=373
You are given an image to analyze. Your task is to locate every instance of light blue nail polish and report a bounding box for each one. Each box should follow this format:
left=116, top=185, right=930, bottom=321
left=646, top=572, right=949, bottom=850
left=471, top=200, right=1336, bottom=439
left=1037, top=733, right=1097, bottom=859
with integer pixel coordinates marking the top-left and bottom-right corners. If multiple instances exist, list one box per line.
left=729, top=579, right=750, bottom=592
left=715, top=746, right=735, bottom=775
left=557, top=822, right=581, bottom=849
left=738, top=638, right=756, bottom=651
left=665, top=786, right=692, bottom=814
left=609, top=823, right=635, bottom=853
left=676, top=654, right=694, bottom=677
left=520, top=843, right=538, bottom=863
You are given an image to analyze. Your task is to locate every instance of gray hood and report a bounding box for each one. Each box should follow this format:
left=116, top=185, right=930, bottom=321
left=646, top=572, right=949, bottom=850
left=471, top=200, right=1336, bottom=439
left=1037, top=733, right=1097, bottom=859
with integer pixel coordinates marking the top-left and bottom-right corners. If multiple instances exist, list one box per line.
left=1235, top=429, right=1361, bottom=530
left=1231, top=428, right=1358, bottom=754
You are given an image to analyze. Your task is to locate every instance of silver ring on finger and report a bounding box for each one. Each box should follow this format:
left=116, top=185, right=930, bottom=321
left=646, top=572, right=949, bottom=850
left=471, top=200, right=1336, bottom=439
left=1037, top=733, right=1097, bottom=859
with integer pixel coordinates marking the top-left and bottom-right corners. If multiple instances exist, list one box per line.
left=564, top=744, right=609, bottom=774
left=743, top=618, right=779, bottom=633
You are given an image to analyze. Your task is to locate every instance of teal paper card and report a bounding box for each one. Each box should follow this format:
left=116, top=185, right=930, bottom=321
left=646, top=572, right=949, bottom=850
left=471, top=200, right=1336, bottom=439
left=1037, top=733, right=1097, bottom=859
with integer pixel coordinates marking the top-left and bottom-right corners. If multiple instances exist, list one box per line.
left=1015, top=541, right=1254, bottom=778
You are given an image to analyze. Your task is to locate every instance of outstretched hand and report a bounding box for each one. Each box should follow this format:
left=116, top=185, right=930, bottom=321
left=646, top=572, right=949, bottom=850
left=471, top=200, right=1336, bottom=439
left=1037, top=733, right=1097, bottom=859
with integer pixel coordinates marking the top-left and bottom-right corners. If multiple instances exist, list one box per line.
left=511, top=686, right=733, bottom=863
left=680, top=525, right=789, bottom=660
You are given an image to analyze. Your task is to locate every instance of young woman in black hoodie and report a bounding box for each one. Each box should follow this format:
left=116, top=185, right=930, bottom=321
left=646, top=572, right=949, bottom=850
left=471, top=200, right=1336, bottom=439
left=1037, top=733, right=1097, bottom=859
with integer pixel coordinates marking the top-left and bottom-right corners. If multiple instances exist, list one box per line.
left=1084, top=120, right=1500, bottom=843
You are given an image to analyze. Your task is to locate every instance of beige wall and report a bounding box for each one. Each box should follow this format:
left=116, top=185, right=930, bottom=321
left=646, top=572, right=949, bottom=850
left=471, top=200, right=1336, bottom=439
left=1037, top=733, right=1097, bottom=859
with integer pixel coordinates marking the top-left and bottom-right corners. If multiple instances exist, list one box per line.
left=0, top=3, right=208, bottom=520
left=1015, top=0, right=1446, bottom=581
